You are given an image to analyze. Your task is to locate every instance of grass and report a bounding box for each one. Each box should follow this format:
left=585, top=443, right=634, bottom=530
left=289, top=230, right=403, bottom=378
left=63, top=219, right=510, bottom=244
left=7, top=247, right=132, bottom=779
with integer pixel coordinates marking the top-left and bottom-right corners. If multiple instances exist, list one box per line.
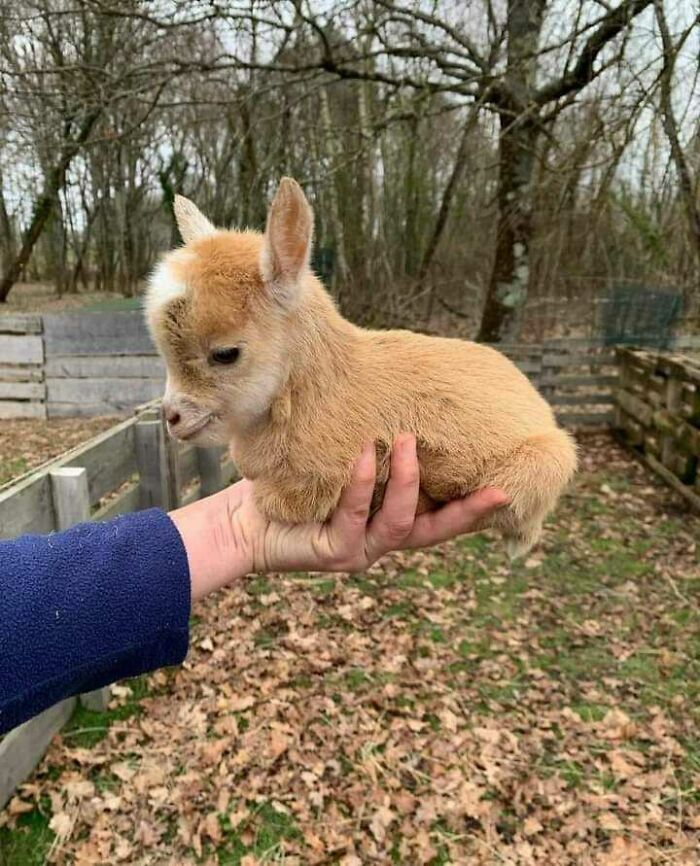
left=216, top=802, right=301, bottom=865
left=81, top=297, right=142, bottom=312
left=60, top=676, right=151, bottom=748
left=0, top=806, right=54, bottom=866
left=0, top=456, right=28, bottom=487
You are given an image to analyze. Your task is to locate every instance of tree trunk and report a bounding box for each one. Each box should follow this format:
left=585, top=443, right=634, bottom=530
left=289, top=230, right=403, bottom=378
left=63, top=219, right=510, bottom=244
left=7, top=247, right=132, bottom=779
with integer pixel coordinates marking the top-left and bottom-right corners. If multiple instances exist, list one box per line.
left=356, top=75, right=376, bottom=285
left=319, top=86, right=350, bottom=294
left=239, top=95, right=264, bottom=228
left=0, top=109, right=99, bottom=302
left=477, top=112, right=538, bottom=342
left=476, top=0, right=546, bottom=342
left=416, top=110, right=478, bottom=290
left=654, top=0, right=700, bottom=276
left=0, top=171, right=16, bottom=276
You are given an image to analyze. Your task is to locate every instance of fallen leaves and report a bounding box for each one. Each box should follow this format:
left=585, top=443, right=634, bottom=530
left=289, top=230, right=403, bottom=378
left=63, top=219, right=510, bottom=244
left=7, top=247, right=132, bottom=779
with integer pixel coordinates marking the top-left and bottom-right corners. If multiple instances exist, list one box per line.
left=1, top=434, right=699, bottom=864
left=0, top=416, right=118, bottom=487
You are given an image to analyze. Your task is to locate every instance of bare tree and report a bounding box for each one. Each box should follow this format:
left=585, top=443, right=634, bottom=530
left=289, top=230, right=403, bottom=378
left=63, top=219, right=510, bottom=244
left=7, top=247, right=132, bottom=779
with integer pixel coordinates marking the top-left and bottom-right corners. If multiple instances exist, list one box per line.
left=654, top=0, right=700, bottom=278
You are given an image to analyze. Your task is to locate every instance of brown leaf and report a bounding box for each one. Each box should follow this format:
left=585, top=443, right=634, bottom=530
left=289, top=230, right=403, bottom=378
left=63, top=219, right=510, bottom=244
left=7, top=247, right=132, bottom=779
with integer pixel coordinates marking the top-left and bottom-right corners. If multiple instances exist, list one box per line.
left=370, top=805, right=395, bottom=844
left=598, top=812, right=624, bottom=832
left=523, top=816, right=543, bottom=836
left=49, top=811, right=73, bottom=839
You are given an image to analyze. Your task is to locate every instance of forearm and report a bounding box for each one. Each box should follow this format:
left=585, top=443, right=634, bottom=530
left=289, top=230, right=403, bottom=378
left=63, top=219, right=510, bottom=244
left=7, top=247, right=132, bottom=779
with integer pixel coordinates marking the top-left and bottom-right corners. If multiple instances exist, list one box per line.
left=0, top=510, right=191, bottom=735
left=169, top=485, right=254, bottom=602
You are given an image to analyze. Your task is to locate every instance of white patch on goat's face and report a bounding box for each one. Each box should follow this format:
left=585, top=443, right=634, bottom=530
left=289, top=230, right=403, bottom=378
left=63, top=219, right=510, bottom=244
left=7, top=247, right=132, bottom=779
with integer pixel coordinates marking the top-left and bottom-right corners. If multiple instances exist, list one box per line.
left=145, top=258, right=188, bottom=317
left=235, top=361, right=287, bottom=422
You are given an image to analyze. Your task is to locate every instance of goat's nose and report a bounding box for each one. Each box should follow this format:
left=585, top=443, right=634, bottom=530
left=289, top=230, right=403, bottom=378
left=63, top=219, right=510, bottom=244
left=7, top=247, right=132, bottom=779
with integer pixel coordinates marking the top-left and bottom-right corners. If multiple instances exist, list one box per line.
left=163, top=401, right=181, bottom=428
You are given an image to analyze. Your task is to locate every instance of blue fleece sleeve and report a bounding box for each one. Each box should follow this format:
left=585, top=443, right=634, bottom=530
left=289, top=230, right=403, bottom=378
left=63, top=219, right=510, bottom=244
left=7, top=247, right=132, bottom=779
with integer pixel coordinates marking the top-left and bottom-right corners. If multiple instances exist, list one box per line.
left=0, top=509, right=191, bottom=734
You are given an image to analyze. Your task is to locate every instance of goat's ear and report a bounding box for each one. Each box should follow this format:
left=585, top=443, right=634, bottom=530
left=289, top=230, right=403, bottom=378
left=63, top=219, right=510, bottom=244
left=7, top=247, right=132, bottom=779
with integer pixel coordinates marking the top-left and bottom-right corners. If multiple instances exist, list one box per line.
left=173, top=195, right=216, bottom=244
left=260, top=177, right=313, bottom=306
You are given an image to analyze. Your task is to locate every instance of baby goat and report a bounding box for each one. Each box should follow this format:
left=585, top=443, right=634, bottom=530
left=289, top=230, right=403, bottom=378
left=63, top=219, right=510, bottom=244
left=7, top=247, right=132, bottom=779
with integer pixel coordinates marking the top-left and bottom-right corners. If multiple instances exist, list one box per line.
left=146, top=178, right=577, bottom=555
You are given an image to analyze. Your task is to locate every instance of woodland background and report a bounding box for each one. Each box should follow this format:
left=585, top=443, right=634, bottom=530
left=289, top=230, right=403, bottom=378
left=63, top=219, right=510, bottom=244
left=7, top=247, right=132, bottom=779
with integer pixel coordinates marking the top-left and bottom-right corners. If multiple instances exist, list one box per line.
left=1, top=0, right=699, bottom=342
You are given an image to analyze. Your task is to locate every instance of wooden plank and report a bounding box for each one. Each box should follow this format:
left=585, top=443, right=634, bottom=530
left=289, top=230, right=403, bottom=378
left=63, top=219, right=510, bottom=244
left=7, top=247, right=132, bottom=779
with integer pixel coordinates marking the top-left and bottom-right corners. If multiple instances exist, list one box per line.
left=47, top=402, right=127, bottom=418
left=556, top=411, right=614, bottom=427
left=0, top=401, right=46, bottom=419
left=487, top=343, right=543, bottom=356
left=179, top=444, right=198, bottom=487
left=550, top=393, right=614, bottom=407
left=0, top=365, right=44, bottom=382
left=0, top=335, right=43, bottom=365
left=544, top=337, right=609, bottom=350
left=166, top=432, right=182, bottom=510
left=539, top=374, right=617, bottom=388
left=94, top=482, right=140, bottom=521
left=50, top=467, right=90, bottom=529
left=48, top=467, right=111, bottom=712
left=197, top=447, right=225, bottom=496
left=46, top=377, right=163, bottom=413
left=653, top=410, right=700, bottom=454
left=543, top=352, right=616, bottom=368
left=135, top=419, right=170, bottom=509
left=616, top=389, right=654, bottom=426
left=0, top=472, right=54, bottom=538
left=0, top=697, right=76, bottom=811
left=0, top=381, right=45, bottom=400
left=644, top=453, right=700, bottom=513
left=61, top=423, right=137, bottom=507
left=44, top=311, right=155, bottom=357
left=0, top=314, right=42, bottom=334
left=645, top=432, right=661, bottom=457
left=671, top=335, right=700, bottom=350
left=45, top=355, right=165, bottom=379
left=615, top=410, right=644, bottom=447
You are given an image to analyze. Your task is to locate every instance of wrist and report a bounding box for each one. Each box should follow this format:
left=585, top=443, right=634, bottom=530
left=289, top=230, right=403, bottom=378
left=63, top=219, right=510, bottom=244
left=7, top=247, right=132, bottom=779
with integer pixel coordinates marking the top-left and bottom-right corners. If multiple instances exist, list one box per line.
left=169, top=486, right=255, bottom=602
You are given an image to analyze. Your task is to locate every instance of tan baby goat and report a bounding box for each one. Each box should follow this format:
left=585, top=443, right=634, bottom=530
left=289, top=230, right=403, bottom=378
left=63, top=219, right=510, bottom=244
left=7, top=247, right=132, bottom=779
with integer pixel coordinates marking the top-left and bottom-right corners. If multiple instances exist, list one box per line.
left=146, top=178, right=577, bottom=556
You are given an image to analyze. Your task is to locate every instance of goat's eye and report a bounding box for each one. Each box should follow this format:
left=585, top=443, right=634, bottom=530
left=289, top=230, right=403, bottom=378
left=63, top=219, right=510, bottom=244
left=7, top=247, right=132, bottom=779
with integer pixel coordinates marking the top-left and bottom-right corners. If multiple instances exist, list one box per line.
left=209, top=347, right=240, bottom=366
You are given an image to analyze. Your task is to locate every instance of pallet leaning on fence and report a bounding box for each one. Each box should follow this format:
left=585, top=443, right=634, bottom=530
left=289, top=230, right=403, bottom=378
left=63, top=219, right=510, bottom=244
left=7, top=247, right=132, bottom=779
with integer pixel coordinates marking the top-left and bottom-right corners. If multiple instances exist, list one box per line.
left=614, top=347, right=700, bottom=512
left=0, top=403, right=236, bottom=810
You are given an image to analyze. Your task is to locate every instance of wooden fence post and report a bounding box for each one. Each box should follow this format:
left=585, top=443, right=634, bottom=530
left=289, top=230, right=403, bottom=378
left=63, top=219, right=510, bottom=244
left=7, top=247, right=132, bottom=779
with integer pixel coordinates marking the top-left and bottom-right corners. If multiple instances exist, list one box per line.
left=49, top=467, right=110, bottom=712
left=0, top=698, right=76, bottom=811
left=165, top=428, right=182, bottom=510
left=135, top=418, right=171, bottom=509
left=197, top=447, right=224, bottom=497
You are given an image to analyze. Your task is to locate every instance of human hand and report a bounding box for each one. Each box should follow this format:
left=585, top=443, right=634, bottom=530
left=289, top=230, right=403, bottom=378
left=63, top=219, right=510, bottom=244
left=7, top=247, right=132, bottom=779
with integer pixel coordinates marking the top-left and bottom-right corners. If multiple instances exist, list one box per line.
left=170, top=434, right=509, bottom=601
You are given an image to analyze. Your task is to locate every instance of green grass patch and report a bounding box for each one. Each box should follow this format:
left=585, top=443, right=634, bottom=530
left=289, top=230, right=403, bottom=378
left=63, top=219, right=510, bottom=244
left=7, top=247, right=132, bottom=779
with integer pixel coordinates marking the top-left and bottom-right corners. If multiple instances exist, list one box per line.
left=82, top=297, right=142, bottom=311
left=61, top=675, right=150, bottom=748
left=217, top=801, right=301, bottom=864
left=0, top=805, right=54, bottom=866
left=0, top=457, right=29, bottom=486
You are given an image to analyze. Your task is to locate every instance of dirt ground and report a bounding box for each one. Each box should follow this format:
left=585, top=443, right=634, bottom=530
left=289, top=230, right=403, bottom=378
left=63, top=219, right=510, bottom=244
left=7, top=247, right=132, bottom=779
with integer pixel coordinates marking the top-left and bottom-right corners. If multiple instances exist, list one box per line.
left=0, top=434, right=698, bottom=865
left=0, top=417, right=121, bottom=487
left=0, top=282, right=141, bottom=314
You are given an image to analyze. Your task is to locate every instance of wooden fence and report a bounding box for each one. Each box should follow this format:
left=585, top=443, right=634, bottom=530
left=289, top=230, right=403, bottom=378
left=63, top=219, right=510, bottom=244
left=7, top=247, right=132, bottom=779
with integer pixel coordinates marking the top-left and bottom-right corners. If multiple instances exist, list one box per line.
left=614, top=348, right=700, bottom=512
left=0, top=402, right=236, bottom=809
left=3, top=308, right=698, bottom=423
left=0, top=312, right=164, bottom=418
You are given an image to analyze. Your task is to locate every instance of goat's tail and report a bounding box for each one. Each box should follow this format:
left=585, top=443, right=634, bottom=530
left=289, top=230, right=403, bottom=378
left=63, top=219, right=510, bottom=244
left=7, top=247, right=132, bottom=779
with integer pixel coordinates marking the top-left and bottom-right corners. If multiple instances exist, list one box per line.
left=485, top=428, right=578, bottom=558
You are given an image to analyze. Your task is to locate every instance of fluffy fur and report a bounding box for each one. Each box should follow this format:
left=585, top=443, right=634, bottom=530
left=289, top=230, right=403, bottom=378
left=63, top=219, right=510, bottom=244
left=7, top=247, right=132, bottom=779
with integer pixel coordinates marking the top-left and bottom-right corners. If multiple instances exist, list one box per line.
left=146, top=178, right=577, bottom=556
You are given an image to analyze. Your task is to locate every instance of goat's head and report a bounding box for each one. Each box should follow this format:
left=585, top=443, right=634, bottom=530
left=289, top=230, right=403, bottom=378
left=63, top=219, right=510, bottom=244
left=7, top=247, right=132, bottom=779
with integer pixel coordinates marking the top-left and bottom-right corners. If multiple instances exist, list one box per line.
left=146, top=178, right=314, bottom=443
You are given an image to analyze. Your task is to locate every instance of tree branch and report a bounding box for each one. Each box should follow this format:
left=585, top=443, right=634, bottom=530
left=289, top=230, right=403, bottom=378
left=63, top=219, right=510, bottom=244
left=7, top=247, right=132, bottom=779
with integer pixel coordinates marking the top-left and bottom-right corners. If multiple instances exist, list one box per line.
left=535, top=0, right=653, bottom=106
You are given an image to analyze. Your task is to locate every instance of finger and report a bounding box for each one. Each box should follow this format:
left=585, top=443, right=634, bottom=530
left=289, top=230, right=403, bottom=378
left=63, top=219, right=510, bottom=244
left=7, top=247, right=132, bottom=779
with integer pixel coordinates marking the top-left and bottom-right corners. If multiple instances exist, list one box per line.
left=327, top=442, right=377, bottom=545
left=400, top=488, right=510, bottom=550
left=365, top=434, right=420, bottom=559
